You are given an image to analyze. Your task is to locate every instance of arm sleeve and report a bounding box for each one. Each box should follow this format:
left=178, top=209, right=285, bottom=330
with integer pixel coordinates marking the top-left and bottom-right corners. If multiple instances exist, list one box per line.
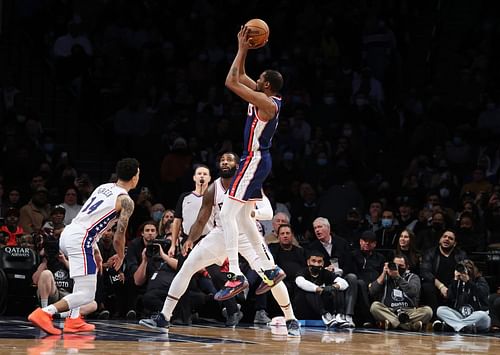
left=333, top=276, right=349, bottom=291
left=295, top=276, right=319, bottom=293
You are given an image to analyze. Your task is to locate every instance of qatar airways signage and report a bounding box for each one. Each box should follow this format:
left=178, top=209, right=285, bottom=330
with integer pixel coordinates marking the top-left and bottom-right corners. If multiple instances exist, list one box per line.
left=3, top=247, right=32, bottom=258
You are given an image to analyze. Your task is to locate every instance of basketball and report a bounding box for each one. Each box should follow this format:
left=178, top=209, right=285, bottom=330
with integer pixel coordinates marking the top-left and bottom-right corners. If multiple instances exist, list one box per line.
left=245, top=18, right=269, bottom=48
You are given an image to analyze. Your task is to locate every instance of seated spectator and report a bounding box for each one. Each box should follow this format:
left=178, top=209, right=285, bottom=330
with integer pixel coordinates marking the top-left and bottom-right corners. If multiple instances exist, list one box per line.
left=351, top=230, right=386, bottom=326
left=42, top=205, right=66, bottom=238
left=369, top=254, right=432, bottom=331
left=268, top=224, right=307, bottom=297
left=455, top=211, right=486, bottom=253
left=489, top=287, right=500, bottom=332
left=95, top=228, right=126, bottom=319
left=416, top=211, right=447, bottom=252
left=460, top=167, right=493, bottom=198
left=434, top=260, right=490, bottom=333
left=19, top=186, right=51, bottom=234
left=158, top=209, right=175, bottom=240
left=375, top=208, right=401, bottom=253
left=0, top=207, right=24, bottom=246
left=335, top=207, right=366, bottom=250
left=364, top=200, right=382, bottom=233
left=60, top=187, right=81, bottom=225
left=264, top=212, right=291, bottom=245
left=391, top=229, right=421, bottom=275
left=420, top=229, right=467, bottom=315
left=396, top=197, right=418, bottom=232
left=294, top=251, right=350, bottom=328
left=150, top=203, right=166, bottom=224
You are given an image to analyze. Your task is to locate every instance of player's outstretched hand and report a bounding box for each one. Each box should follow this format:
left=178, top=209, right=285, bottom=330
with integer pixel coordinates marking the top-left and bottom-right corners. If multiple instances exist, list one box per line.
left=182, top=239, right=194, bottom=257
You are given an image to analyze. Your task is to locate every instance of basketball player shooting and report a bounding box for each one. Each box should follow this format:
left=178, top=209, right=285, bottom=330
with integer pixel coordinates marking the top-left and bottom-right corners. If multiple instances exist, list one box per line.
left=216, top=24, right=285, bottom=301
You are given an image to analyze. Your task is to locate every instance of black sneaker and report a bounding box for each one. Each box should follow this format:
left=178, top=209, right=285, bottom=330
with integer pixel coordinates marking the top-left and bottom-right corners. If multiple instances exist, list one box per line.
left=139, top=312, right=170, bottom=333
left=126, top=310, right=136, bottom=320
left=286, top=319, right=301, bottom=337
left=214, top=273, right=249, bottom=301
left=432, top=320, right=443, bottom=332
left=225, top=311, right=244, bottom=328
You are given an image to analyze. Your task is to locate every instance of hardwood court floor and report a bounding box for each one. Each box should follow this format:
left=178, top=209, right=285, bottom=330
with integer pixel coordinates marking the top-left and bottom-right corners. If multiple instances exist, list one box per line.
left=0, top=317, right=500, bottom=354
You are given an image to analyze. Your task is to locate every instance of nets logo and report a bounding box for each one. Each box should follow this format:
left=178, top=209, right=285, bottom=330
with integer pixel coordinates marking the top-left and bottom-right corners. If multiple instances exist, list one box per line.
left=3, top=247, right=31, bottom=258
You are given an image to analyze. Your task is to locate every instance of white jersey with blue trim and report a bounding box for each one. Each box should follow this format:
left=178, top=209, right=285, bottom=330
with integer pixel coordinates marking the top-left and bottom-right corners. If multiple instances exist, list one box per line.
left=70, top=183, right=128, bottom=237
left=212, top=178, right=226, bottom=231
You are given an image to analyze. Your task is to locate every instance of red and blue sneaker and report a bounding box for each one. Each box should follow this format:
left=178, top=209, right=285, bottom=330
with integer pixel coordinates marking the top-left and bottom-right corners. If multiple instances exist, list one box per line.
left=214, top=273, right=249, bottom=301
left=255, top=266, right=286, bottom=295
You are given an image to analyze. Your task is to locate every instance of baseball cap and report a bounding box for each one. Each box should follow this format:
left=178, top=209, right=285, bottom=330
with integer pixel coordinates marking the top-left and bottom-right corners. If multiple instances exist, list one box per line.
left=360, top=230, right=377, bottom=241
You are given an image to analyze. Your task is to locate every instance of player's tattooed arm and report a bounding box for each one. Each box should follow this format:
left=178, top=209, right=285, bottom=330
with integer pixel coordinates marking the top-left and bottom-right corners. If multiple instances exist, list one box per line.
left=113, top=195, right=135, bottom=257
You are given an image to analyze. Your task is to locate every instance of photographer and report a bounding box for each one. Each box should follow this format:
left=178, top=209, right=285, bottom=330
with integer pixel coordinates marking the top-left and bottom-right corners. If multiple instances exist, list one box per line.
left=32, top=233, right=97, bottom=317
left=434, top=260, right=491, bottom=333
left=133, top=223, right=179, bottom=316
left=95, top=228, right=126, bottom=319
left=369, top=255, right=432, bottom=331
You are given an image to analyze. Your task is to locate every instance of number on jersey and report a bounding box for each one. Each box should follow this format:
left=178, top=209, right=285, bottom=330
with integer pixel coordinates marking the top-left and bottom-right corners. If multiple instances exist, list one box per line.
left=81, top=197, right=104, bottom=214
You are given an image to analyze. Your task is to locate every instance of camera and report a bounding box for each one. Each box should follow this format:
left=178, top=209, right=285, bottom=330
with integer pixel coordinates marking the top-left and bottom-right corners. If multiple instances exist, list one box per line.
left=146, top=238, right=171, bottom=258
left=455, top=262, right=467, bottom=274
left=387, top=262, right=398, bottom=271
left=396, top=309, right=410, bottom=324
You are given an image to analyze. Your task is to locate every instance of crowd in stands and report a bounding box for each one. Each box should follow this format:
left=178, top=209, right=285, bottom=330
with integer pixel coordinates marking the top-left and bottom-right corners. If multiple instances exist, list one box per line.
left=1, top=0, right=500, bottom=332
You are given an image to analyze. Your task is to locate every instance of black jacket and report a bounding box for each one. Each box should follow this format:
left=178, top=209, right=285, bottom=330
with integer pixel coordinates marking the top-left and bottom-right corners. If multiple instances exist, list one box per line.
left=307, top=235, right=354, bottom=274
left=446, top=276, right=490, bottom=312
left=420, top=246, right=467, bottom=283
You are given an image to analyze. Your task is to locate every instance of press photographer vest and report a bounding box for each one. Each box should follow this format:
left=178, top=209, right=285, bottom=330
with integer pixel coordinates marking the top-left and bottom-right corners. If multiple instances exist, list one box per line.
left=48, top=260, right=73, bottom=292
left=383, top=273, right=416, bottom=309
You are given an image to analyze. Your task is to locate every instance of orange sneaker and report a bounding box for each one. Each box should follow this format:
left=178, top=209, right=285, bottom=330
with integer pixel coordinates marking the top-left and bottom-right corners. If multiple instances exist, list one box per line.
left=28, top=308, right=62, bottom=335
left=63, top=316, right=96, bottom=333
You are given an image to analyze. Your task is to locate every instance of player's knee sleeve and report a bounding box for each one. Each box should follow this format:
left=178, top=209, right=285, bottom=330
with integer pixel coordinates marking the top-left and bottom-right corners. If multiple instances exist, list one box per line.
left=63, top=274, right=97, bottom=309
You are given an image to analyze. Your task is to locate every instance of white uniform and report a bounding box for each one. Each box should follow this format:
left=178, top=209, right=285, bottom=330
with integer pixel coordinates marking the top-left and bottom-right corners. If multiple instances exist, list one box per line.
left=59, top=183, right=128, bottom=278
left=192, top=178, right=274, bottom=268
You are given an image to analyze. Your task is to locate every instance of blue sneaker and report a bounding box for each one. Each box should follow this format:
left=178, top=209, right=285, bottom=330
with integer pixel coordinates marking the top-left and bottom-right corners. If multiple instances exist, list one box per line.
left=255, top=266, right=286, bottom=295
left=286, top=319, right=301, bottom=337
left=214, top=273, right=249, bottom=301
left=139, top=312, right=170, bottom=333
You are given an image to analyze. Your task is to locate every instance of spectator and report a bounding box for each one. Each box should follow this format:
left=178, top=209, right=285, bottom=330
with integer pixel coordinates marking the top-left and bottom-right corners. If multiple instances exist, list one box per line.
left=460, top=167, right=493, bottom=198
left=434, top=260, right=490, bottom=333
left=420, top=229, right=467, bottom=315
left=365, top=200, right=383, bottom=233
left=416, top=211, right=447, bottom=252
left=336, top=207, right=366, bottom=250
left=19, top=186, right=51, bottom=234
left=455, top=211, right=486, bottom=254
left=294, top=250, right=349, bottom=327
left=392, top=229, right=421, bottom=275
left=42, top=205, right=66, bottom=238
left=369, top=254, right=432, bottom=331
left=158, top=209, right=175, bottom=240
left=350, top=230, right=385, bottom=326
left=0, top=207, right=24, bottom=246
left=60, top=187, right=81, bottom=225
left=150, top=203, right=166, bottom=224
left=375, top=208, right=401, bottom=252
left=268, top=224, right=306, bottom=297
left=264, top=212, right=291, bottom=245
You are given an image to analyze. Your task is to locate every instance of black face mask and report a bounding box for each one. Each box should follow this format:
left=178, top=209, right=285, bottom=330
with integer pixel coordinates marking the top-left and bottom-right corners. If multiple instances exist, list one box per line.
left=398, top=268, right=407, bottom=276
left=309, top=266, right=322, bottom=275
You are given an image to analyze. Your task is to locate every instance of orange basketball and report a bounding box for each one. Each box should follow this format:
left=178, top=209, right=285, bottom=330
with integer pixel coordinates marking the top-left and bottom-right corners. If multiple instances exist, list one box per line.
left=245, top=18, right=269, bottom=48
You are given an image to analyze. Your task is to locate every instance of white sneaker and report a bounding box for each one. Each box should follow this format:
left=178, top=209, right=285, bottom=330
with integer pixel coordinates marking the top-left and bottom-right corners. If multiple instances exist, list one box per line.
left=335, top=313, right=347, bottom=327
left=341, top=314, right=355, bottom=328
left=321, top=312, right=336, bottom=327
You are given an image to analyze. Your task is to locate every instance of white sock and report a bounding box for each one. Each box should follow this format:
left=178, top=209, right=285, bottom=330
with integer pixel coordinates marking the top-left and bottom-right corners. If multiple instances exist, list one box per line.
left=69, top=308, right=80, bottom=319
left=58, top=311, right=70, bottom=318
left=42, top=305, right=58, bottom=315
left=270, top=282, right=295, bottom=320
left=41, top=298, right=48, bottom=308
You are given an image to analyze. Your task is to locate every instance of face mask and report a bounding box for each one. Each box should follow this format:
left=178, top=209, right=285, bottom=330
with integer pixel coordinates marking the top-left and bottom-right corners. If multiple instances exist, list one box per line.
left=152, top=211, right=163, bottom=222
left=381, top=218, right=393, bottom=228
left=398, top=268, right=407, bottom=276
left=309, top=266, right=322, bottom=275
left=317, top=158, right=328, bottom=166
left=439, top=187, right=450, bottom=198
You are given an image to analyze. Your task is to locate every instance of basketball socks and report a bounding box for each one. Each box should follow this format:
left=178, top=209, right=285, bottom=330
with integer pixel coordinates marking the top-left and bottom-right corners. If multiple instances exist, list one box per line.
left=69, top=308, right=80, bottom=319
left=42, top=305, right=58, bottom=315
left=161, top=295, right=180, bottom=321
left=271, top=282, right=296, bottom=320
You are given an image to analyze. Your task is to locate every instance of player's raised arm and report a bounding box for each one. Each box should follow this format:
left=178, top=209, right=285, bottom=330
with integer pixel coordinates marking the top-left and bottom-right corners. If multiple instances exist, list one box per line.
left=225, top=26, right=276, bottom=120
